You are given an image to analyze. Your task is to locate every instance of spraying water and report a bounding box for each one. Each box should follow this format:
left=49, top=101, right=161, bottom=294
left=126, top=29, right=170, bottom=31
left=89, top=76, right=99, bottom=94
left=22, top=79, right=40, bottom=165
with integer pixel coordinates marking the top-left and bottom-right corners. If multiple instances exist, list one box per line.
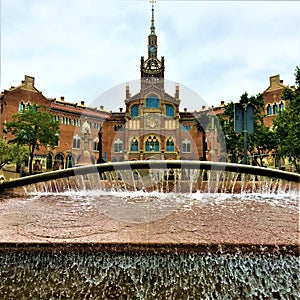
left=0, top=164, right=299, bottom=299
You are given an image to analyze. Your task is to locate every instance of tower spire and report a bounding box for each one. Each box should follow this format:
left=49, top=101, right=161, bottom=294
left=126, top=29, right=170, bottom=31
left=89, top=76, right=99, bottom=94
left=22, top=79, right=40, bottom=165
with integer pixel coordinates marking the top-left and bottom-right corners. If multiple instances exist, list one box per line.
left=150, top=0, right=156, bottom=34
left=140, top=0, right=164, bottom=81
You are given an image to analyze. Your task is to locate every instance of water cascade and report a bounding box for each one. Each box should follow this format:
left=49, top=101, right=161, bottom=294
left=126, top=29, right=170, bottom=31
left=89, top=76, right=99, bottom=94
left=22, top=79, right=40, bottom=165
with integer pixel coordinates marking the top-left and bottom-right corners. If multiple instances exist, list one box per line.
left=0, top=251, right=298, bottom=299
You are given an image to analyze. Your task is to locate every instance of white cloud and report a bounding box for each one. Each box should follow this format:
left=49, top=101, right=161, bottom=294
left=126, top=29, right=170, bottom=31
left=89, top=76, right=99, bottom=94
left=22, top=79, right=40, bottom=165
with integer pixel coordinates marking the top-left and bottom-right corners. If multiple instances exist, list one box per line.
left=1, top=0, right=299, bottom=111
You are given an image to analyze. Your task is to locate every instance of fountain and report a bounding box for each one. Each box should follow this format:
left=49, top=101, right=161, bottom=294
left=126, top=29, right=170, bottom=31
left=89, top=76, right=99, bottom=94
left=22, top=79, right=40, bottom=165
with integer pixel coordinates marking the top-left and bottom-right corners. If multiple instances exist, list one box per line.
left=0, top=161, right=299, bottom=298
left=0, top=74, right=299, bottom=296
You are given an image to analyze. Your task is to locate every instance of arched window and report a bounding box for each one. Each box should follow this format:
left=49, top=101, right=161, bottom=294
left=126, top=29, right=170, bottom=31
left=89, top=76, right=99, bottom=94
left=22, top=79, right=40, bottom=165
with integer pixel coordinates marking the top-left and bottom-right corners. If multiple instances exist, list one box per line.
left=66, top=154, right=74, bottom=168
left=46, top=153, right=53, bottom=170
left=146, top=96, right=160, bottom=108
left=31, top=104, right=37, bottom=112
left=266, top=104, right=272, bottom=115
left=166, top=137, right=175, bottom=152
left=54, top=154, right=64, bottom=170
left=114, top=139, right=123, bottom=153
left=26, top=103, right=31, bottom=111
left=130, top=104, right=139, bottom=117
left=18, top=102, right=25, bottom=113
left=130, top=137, right=139, bottom=152
left=166, top=104, right=175, bottom=117
left=182, top=139, right=191, bottom=153
left=72, top=135, right=81, bottom=149
left=273, top=103, right=278, bottom=115
left=279, top=101, right=285, bottom=112
left=145, top=136, right=159, bottom=152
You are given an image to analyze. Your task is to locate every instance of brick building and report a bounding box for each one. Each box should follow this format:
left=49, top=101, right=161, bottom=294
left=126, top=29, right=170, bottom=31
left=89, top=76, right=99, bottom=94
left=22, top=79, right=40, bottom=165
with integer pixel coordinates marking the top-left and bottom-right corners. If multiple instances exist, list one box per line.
left=102, top=4, right=206, bottom=162
left=0, top=75, right=110, bottom=171
left=1, top=4, right=292, bottom=173
left=263, top=74, right=294, bottom=127
left=0, top=4, right=207, bottom=171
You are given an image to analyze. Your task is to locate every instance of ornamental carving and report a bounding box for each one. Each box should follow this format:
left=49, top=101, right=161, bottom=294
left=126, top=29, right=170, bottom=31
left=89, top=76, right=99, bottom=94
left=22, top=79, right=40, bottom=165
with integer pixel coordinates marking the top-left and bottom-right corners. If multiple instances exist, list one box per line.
left=144, top=114, right=160, bottom=130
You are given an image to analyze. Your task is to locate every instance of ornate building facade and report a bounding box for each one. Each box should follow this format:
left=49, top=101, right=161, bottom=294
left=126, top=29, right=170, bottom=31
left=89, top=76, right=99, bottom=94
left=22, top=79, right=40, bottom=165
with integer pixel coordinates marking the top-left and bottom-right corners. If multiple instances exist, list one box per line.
left=0, top=4, right=205, bottom=172
left=102, top=4, right=204, bottom=162
left=0, top=4, right=292, bottom=173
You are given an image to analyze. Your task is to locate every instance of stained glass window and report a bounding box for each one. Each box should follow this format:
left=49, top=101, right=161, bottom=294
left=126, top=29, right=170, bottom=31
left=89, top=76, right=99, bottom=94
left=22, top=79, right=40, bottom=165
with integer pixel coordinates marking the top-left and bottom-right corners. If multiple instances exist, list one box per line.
left=130, top=104, right=139, bottom=117
left=279, top=101, right=285, bottom=111
left=166, top=104, right=175, bottom=117
left=273, top=103, right=278, bottom=115
left=166, top=137, right=175, bottom=152
left=146, top=96, right=160, bottom=108
left=130, top=138, right=139, bottom=152
left=145, top=136, right=159, bottom=152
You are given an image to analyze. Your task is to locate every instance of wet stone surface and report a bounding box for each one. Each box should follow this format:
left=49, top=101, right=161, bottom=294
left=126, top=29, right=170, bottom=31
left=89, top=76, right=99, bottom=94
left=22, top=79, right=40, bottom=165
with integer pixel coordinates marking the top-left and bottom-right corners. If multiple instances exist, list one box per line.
left=0, top=191, right=298, bottom=252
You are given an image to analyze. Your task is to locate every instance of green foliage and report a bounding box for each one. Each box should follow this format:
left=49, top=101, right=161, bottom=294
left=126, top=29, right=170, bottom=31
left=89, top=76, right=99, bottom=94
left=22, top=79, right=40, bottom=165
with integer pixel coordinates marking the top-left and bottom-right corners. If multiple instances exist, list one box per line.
left=217, top=101, right=241, bottom=163
left=219, top=92, right=275, bottom=165
left=5, top=106, right=60, bottom=174
left=0, top=140, right=29, bottom=169
left=273, top=67, right=300, bottom=173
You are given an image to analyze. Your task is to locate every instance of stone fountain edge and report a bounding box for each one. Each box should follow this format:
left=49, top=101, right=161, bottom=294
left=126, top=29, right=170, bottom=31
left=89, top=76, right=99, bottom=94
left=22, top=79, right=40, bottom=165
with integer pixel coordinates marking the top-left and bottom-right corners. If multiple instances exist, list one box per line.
left=0, top=242, right=298, bottom=256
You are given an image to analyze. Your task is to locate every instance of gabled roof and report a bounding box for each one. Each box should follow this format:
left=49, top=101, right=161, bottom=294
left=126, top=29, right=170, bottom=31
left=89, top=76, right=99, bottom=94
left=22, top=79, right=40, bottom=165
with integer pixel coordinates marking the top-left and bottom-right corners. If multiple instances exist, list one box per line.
left=125, top=84, right=180, bottom=105
left=5, top=75, right=44, bottom=95
left=264, top=74, right=286, bottom=93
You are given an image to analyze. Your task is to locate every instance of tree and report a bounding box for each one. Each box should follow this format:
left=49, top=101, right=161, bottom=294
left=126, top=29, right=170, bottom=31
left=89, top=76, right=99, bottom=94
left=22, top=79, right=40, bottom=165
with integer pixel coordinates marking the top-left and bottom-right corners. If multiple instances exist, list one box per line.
left=218, top=92, right=275, bottom=165
left=5, top=105, right=60, bottom=174
left=217, top=101, right=242, bottom=163
left=244, top=93, right=278, bottom=166
left=0, top=139, right=29, bottom=170
left=273, top=67, right=300, bottom=173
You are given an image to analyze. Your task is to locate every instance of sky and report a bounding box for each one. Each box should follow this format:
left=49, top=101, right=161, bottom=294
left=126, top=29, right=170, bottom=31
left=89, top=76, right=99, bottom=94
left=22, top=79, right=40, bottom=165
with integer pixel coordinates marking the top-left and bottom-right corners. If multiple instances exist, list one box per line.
left=1, top=0, right=300, bottom=112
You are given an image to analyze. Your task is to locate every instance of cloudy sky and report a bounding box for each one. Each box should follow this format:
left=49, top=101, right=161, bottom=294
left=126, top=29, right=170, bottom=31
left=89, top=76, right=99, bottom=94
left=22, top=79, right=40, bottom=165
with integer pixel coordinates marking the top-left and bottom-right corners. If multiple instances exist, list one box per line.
left=1, top=0, right=299, bottom=111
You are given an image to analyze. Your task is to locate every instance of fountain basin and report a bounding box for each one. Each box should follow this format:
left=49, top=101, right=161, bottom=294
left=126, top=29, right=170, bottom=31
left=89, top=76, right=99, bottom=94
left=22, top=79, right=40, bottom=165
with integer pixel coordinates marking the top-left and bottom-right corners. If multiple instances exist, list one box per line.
left=0, top=161, right=299, bottom=298
left=0, top=191, right=298, bottom=255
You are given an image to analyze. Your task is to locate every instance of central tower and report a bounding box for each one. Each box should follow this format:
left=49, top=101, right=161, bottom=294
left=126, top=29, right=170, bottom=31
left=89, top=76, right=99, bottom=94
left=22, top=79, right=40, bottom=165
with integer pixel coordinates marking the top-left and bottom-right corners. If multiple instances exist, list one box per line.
left=120, top=0, right=185, bottom=163
left=140, top=1, right=165, bottom=86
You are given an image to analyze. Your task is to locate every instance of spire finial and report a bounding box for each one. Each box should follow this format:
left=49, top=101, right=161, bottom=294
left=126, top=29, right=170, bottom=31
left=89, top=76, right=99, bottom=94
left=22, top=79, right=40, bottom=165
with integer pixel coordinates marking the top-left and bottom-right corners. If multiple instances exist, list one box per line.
left=150, top=0, right=156, bottom=34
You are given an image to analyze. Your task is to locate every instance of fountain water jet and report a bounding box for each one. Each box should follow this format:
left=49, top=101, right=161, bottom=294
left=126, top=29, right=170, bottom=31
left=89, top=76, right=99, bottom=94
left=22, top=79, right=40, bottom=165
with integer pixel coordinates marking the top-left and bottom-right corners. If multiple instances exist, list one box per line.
left=0, top=160, right=299, bottom=298
left=1, top=160, right=299, bottom=193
